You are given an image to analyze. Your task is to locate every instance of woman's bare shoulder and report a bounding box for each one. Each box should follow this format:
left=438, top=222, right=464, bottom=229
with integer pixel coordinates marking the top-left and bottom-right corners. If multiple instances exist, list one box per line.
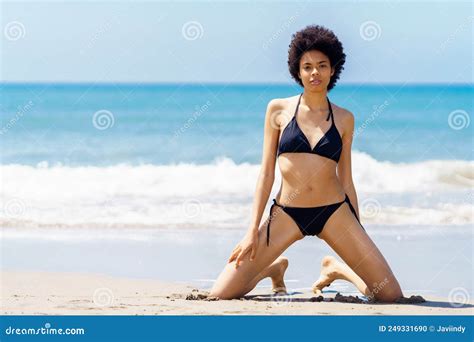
left=266, top=94, right=301, bottom=113
left=331, top=102, right=355, bottom=125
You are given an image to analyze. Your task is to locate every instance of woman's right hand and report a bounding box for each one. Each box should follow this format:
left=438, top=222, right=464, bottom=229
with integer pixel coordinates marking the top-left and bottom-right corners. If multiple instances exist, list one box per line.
left=228, top=230, right=259, bottom=268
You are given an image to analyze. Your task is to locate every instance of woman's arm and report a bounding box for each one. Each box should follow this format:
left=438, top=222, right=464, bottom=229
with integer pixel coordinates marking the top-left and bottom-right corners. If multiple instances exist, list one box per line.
left=228, top=98, right=283, bottom=266
left=246, top=98, right=283, bottom=234
left=337, top=110, right=360, bottom=220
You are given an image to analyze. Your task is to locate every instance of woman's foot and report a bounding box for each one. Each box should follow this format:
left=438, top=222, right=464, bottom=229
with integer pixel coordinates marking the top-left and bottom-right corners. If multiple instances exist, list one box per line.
left=268, top=256, right=289, bottom=294
left=312, top=255, right=345, bottom=294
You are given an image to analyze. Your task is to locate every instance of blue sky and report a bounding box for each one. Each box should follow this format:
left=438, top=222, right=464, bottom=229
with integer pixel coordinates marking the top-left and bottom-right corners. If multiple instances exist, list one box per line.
left=1, top=1, right=472, bottom=84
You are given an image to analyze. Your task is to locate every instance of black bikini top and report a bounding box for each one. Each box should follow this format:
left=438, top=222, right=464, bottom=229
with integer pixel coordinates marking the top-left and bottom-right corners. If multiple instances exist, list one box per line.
left=277, top=93, right=343, bottom=163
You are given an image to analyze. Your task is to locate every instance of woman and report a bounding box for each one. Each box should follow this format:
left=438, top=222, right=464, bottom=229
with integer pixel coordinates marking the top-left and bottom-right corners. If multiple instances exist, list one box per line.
left=210, top=25, right=403, bottom=302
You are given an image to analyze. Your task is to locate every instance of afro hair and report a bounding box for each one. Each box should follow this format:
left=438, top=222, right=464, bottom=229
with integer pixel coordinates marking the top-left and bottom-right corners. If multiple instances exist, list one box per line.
left=288, top=25, right=346, bottom=91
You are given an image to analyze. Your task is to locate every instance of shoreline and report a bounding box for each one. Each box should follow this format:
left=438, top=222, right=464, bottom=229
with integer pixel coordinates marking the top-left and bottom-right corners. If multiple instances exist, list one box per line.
left=1, top=271, right=472, bottom=315
left=1, top=226, right=472, bottom=300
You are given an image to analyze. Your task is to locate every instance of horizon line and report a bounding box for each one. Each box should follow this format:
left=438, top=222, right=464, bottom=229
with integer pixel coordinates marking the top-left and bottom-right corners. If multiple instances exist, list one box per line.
left=1, top=81, right=472, bottom=87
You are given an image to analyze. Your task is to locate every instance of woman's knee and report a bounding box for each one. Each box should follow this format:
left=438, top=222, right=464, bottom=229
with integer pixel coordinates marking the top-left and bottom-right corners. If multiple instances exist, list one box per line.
left=375, top=292, right=403, bottom=303
left=209, top=288, right=242, bottom=300
left=209, top=264, right=253, bottom=299
left=209, top=280, right=248, bottom=299
left=371, top=282, right=403, bottom=302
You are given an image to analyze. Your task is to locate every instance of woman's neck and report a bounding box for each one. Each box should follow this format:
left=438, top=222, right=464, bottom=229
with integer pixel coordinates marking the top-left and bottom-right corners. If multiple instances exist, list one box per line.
left=301, top=90, right=329, bottom=113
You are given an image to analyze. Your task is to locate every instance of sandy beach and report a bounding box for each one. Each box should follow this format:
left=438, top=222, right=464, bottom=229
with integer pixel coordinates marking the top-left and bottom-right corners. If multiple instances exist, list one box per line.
left=1, top=271, right=472, bottom=316
left=1, top=225, right=473, bottom=317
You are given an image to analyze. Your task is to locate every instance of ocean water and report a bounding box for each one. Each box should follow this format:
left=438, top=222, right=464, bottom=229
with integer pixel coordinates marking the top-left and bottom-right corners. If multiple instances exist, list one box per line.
left=0, top=83, right=473, bottom=230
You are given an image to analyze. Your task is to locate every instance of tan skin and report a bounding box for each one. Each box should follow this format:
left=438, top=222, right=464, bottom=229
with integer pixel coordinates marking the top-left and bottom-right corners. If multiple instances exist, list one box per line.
left=209, top=50, right=404, bottom=302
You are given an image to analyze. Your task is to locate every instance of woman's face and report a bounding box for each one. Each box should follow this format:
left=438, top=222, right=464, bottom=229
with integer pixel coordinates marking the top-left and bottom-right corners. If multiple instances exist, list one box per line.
left=298, top=50, right=334, bottom=90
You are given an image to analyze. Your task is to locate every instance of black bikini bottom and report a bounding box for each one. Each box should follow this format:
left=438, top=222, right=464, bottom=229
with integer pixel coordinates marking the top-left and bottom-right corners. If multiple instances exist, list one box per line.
left=266, top=194, right=364, bottom=246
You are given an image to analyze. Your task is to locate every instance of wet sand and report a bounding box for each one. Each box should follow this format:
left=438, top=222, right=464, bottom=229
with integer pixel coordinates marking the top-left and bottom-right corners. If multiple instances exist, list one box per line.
left=2, top=271, right=472, bottom=315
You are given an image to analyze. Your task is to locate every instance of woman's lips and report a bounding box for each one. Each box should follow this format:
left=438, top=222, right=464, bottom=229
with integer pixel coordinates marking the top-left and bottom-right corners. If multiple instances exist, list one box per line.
left=310, top=80, right=322, bottom=85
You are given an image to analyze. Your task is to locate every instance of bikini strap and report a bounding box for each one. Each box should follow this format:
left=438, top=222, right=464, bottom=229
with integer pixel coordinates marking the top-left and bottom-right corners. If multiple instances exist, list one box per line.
left=266, top=199, right=284, bottom=246
left=326, top=97, right=333, bottom=122
left=294, top=93, right=303, bottom=117
left=272, top=198, right=285, bottom=208
left=344, top=194, right=361, bottom=224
